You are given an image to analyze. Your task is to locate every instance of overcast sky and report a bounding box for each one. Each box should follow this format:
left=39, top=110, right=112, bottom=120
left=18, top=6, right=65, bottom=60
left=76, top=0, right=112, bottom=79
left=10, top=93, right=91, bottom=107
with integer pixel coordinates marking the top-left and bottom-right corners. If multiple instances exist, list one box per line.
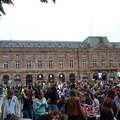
left=0, top=0, right=120, bottom=42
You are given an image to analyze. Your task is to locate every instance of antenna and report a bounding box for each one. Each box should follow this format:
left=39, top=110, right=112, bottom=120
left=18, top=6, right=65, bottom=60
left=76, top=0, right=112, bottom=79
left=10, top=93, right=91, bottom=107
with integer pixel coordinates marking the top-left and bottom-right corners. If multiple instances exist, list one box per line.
left=90, top=18, right=93, bottom=36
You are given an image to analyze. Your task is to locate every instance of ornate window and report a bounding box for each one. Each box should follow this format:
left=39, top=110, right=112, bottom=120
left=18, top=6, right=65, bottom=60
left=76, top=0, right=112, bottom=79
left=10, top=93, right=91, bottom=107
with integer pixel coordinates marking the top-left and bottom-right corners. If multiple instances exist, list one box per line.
left=83, top=60, right=86, bottom=68
left=59, top=60, right=63, bottom=68
left=16, top=61, right=20, bottom=69
left=4, top=61, right=8, bottom=69
left=49, top=60, right=53, bottom=68
left=26, top=61, right=31, bottom=68
left=69, top=60, right=74, bottom=68
left=109, top=60, right=113, bottom=66
left=101, top=60, right=105, bottom=66
left=93, top=60, right=97, bottom=67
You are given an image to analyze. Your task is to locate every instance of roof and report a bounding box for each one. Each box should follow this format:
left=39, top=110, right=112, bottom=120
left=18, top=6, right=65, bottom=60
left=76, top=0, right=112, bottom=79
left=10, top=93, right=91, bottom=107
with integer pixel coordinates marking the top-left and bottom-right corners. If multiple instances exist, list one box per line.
left=0, top=40, right=86, bottom=48
left=83, top=36, right=113, bottom=47
left=0, top=36, right=120, bottom=48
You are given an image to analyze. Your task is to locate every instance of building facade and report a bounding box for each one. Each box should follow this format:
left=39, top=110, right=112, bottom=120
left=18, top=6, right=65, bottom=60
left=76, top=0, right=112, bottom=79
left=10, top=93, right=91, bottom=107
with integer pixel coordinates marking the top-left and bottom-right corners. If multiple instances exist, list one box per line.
left=0, top=36, right=120, bottom=85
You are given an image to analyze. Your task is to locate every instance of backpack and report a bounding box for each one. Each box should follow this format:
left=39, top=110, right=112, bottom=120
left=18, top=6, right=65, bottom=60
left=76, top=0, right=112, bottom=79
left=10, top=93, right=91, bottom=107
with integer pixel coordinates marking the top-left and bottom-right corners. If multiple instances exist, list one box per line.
left=105, top=99, right=117, bottom=115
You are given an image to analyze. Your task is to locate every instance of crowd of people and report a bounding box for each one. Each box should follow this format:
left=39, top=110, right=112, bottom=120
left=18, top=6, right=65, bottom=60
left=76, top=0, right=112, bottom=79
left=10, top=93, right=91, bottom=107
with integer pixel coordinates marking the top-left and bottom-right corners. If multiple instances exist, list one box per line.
left=0, top=79, right=120, bottom=120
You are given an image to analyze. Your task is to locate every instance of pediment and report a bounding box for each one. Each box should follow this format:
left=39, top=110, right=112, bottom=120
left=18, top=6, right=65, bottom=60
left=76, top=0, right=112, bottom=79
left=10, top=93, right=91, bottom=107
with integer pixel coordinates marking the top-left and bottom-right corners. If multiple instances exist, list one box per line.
left=93, top=44, right=113, bottom=51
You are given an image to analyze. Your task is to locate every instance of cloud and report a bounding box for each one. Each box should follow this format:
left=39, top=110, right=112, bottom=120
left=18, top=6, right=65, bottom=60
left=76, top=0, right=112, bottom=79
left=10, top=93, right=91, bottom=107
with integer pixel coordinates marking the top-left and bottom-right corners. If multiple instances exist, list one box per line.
left=0, top=0, right=120, bottom=42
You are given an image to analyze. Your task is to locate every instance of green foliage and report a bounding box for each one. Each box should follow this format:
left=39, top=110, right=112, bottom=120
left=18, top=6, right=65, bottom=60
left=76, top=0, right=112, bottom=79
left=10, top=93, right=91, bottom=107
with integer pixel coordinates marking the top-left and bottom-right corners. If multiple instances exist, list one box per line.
left=0, top=0, right=14, bottom=16
left=0, top=0, right=56, bottom=17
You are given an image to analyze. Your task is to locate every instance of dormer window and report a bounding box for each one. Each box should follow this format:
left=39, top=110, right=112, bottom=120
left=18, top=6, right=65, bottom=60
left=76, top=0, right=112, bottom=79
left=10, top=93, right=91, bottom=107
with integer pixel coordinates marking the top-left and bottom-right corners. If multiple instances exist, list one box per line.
left=4, top=44, right=8, bottom=47
left=68, top=44, right=71, bottom=48
left=16, top=44, right=20, bottom=47
left=58, top=44, right=61, bottom=48
left=27, top=44, right=31, bottom=47
left=37, top=44, right=41, bottom=47
left=48, top=44, right=51, bottom=48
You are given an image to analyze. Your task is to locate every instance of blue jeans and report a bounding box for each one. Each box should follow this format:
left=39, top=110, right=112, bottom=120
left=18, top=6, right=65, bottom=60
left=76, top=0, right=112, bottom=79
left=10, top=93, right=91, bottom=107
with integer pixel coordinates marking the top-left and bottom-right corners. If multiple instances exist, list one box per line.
left=23, top=109, right=33, bottom=119
left=49, top=104, right=58, bottom=111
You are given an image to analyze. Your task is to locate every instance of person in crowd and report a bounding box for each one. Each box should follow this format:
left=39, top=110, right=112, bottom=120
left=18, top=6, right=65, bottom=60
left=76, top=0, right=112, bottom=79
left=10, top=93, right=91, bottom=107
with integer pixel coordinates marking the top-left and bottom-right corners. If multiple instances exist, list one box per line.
left=97, top=107, right=117, bottom=120
left=114, top=84, right=120, bottom=120
left=3, top=85, right=8, bottom=95
left=28, top=82, right=33, bottom=91
left=57, top=95, right=65, bottom=110
left=44, top=87, right=52, bottom=101
left=92, top=93, right=100, bottom=110
left=84, top=93, right=93, bottom=105
left=0, top=89, right=20, bottom=120
left=70, top=81, right=76, bottom=90
left=49, top=86, right=58, bottom=111
left=36, top=109, right=61, bottom=120
left=102, top=89, right=115, bottom=108
left=63, top=84, right=70, bottom=98
left=0, top=83, right=3, bottom=95
left=33, top=91, right=48, bottom=119
left=77, top=91, right=84, bottom=103
left=22, top=88, right=33, bottom=119
left=65, top=89, right=87, bottom=120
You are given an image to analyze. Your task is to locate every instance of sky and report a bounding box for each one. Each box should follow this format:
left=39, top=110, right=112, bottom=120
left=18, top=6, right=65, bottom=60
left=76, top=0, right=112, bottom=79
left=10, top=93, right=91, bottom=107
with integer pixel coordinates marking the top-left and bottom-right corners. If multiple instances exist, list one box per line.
left=0, top=0, right=120, bottom=42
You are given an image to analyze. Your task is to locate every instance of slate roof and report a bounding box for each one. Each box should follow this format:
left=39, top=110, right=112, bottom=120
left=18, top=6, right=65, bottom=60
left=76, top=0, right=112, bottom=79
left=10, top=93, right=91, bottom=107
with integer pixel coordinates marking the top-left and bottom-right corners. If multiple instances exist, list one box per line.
left=0, top=40, right=87, bottom=48
left=0, top=36, right=120, bottom=48
left=83, top=36, right=113, bottom=47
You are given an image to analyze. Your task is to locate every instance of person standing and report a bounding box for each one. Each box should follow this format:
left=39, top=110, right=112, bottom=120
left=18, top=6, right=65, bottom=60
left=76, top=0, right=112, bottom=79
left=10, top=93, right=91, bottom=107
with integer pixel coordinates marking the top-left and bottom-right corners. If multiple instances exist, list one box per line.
left=0, top=89, right=20, bottom=120
left=114, top=85, right=120, bottom=120
left=33, top=91, right=48, bottom=119
left=65, top=89, right=87, bottom=120
left=49, top=86, right=58, bottom=111
left=3, top=86, right=8, bottom=95
left=0, top=84, right=3, bottom=95
left=22, top=88, right=33, bottom=119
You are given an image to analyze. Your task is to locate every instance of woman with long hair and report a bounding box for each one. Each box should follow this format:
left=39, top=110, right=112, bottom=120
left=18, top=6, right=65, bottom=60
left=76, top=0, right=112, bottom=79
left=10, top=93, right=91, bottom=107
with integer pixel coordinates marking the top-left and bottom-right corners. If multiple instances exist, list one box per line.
left=22, top=88, right=33, bottom=119
left=33, top=91, right=48, bottom=119
left=65, top=89, right=87, bottom=120
left=57, top=95, right=65, bottom=110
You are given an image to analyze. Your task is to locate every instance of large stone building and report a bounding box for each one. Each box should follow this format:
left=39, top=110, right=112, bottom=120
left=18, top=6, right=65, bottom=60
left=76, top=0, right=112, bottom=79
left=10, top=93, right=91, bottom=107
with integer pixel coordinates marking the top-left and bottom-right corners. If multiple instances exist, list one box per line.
left=0, top=36, right=120, bottom=85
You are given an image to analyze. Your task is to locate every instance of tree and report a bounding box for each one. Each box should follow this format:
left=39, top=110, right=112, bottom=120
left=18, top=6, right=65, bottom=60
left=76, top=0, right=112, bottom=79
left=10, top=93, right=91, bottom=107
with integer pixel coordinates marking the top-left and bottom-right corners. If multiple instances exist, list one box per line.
left=0, top=0, right=56, bottom=17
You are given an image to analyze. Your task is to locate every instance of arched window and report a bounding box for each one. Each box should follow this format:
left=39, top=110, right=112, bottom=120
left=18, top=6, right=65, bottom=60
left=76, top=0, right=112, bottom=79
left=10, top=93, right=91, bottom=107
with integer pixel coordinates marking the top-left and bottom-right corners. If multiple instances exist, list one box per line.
left=37, top=74, right=44, bottom=81
left=69, top=73, right=75, bottom=82
left=110, top=72, right=115, bottom=80
left=93, top=73, right=98, bottom=80
left=48, top=74, right=54, bottom=83
left=102, top=72, right=107, bottom=80
left=14, top=75, right=21, bottom=84
left=59, top=73, right=65, bottom=82
left=2, top=75, right=9, bottom=84
left=82, top=73, right=88, bottom=81
left=26, top=74, right=32, bottom=85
